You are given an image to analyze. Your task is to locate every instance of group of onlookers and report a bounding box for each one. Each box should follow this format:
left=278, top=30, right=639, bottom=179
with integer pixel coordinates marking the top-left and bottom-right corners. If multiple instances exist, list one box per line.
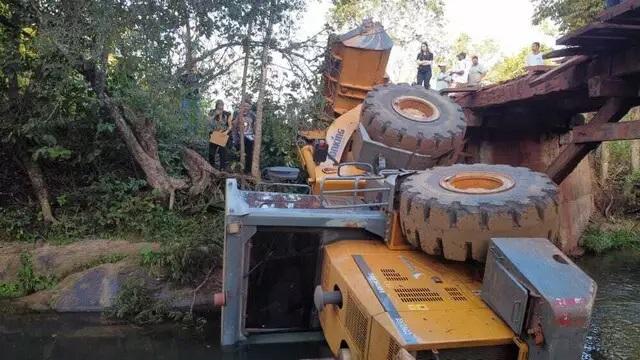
left=416, top=43, right=488, bottom=91
left=417, top=41, right=547, bottom=91
left=206, top=98, right=256, bottom=171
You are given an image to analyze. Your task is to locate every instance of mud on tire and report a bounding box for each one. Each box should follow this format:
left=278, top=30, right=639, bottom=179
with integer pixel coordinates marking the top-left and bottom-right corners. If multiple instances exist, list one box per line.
left=399, top=164, right=560, bottom=262
left=361, top=83, right=466, bottom=161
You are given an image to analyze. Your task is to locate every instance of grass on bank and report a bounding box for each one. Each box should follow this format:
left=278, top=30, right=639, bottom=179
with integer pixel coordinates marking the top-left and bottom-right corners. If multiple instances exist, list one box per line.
left=0, top=253, right=57, bottom=299
left=582, top=220, right=640, bottom=254
left=0, top=175, right=225, bottom=287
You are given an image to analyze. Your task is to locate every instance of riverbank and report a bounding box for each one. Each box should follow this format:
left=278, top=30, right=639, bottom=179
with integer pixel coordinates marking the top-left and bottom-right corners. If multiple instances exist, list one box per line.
left=0, top=239, right=221, bottom=314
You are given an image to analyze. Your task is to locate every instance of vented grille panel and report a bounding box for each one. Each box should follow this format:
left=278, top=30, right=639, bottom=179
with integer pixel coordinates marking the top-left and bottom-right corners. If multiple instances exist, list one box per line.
left=381, top=268, right=408, bottom=281
left=387, top=338, right=400, bottom=360
left=394, top=288, right=443, bottom=303
left=445, top=287, right=467, bottom=301
left=346, top=293, right=369, bottom=353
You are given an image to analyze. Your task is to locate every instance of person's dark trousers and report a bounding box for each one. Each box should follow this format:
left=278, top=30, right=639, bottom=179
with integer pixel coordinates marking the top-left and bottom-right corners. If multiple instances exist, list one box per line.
left=208, top=143, right=227, bottom=170
left=244, top=138, right=254, bottom=172
left=417, top=68, right=432, bottom=89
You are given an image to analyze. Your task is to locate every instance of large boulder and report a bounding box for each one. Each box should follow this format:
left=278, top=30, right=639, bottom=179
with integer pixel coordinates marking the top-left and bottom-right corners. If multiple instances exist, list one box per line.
left=0, top=239, right=158, bottom=282
left=14, top=260, right=221, bottom=313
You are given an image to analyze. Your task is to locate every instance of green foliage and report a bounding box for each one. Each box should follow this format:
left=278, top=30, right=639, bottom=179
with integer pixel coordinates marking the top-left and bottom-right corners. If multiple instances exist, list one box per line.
left=531, top=0, right=603, bottom=33
left=485, top=44, right=552, bottom=84
left=138, top=211, right=224, bottom=285
left=331, top=0, right=444, bottom=29
left=582, top=221, right=640, bottom=254
left=16, top=252, right=57, bottom=294
left=624, top=170, right=640, bottom=210
left=105, top=279, right=168, bottom=325
left=0, top=252, right=57, bottom=299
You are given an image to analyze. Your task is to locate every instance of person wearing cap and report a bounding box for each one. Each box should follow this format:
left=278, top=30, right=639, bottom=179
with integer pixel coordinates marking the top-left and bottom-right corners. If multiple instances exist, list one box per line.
left=450, top=52, right=471, bottom=87
left=436, top=64, right=453, bottom=90
left=416, top=42, right=434, bottom=89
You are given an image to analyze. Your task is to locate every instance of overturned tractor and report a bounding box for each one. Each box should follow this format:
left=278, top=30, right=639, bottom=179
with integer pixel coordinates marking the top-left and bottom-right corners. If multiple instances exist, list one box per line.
left=218, top=19, right=603, bottom=360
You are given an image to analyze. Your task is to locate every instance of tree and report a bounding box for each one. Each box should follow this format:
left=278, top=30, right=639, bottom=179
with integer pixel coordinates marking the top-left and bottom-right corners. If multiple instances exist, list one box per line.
left=531, top=0, right=603, bottom=33
left=0, top=2, right=97, bottom=224
left=22, top=0, right=252, bottom=203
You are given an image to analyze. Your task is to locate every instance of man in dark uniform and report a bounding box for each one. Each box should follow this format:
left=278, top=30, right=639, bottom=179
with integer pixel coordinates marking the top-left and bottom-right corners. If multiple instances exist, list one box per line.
left=416, top=42, right=434, bottom=89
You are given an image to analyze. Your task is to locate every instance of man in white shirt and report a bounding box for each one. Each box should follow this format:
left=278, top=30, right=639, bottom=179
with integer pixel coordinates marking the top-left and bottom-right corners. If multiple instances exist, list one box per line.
left=467, top=56, right=487, bottom=86
left=436, top=64, right=453, bottom=90
left=525, top=42, right=544, bottom=67
left=450, top=52, right=470, bottom=87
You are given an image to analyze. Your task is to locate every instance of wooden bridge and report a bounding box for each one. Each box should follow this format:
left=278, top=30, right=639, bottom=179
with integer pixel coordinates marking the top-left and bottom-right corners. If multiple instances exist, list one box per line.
left=454, top=0, right=640, bottom=251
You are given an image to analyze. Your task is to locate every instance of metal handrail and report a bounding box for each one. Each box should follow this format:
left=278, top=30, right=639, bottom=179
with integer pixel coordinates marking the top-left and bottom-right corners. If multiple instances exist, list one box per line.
left=256, top=182, right=311, bottom=194
left=318, top=173, right=392, bottom=210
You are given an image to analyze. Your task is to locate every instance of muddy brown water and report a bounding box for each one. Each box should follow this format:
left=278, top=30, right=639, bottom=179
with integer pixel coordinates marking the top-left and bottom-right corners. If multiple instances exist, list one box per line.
left=1, top=251, right=638, bottom=360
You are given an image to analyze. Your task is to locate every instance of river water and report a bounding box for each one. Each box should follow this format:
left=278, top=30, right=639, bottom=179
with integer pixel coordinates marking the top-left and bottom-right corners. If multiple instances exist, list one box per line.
left=1, top=251, right=638, bottom=360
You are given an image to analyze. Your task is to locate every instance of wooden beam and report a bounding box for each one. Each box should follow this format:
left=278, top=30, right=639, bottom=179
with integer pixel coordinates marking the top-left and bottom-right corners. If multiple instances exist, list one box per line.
left=543, top=47, right=598, bottom=59
left=529, top=55, right=590, bottom=87
left=588, top=76, right=639, bottom=97
left=562, top=120, right=640, bottom=144
left=597, top=0, right=640, bottom=22
left=546, top=98, right=631, bottom=184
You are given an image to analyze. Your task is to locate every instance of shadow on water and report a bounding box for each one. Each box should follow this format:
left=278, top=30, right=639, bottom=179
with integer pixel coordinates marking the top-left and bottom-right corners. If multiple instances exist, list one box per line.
left=1, top=250, right=638, bottom=360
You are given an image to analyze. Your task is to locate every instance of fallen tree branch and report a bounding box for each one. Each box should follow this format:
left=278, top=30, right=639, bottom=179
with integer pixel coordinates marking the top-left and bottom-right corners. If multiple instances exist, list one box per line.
left=190, top=265, right=216, bottom=315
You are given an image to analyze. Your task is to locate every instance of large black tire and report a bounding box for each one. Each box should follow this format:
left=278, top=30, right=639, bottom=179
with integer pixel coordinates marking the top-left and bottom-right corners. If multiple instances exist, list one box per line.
left=361, top=83, right=466, bottom=161
left=399, top=164, right=559, bottom=262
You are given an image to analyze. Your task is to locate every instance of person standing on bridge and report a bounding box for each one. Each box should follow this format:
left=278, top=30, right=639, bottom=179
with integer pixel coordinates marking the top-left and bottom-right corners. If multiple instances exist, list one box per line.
left=450, top=52, right=470, bottom=87
left=525, top=42, right=544, bottom=67
left=436, top=64, right=453, bottom=90
left=467, top=56, right=487, bottom=86
left=416, top=42, right=434, bottom=89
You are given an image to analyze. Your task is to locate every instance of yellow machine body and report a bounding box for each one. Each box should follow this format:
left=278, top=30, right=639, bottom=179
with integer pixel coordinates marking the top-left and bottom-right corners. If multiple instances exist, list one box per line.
left=318, top=240, right=528, bottom=360
left=299, top=105, right=365, bottom=195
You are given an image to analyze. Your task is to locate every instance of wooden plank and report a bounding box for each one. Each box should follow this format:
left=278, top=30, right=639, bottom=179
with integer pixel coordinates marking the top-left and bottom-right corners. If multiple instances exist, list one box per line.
left=529, top=55, right=590, bottom=87
left=597, top=0, right=640, bottom=22
left=546, top=98, right=631, bottom=183
left=544, top=47, right=594, bottom=59
left=558, top=22, right=640, bottom=46
left=563, top=120, right=640, bottom=144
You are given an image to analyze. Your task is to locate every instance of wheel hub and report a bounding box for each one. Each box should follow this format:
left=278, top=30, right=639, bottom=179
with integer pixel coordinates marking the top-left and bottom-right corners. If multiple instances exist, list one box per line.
left=439, top=172, right=515, bottom=194
left=392, top=96, right=440, bottom=122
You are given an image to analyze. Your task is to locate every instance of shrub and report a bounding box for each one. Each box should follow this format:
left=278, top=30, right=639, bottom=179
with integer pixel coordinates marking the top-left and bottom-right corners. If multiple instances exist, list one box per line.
left=0, top=252, right=57, bottom=299
left=582, top=221, right=640, bottom=254
left=105, top=279, right=167, bottom=325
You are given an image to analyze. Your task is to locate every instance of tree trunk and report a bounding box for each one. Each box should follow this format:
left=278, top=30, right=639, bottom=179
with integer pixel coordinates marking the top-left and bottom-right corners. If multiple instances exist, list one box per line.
left=238, top=18, right=254, bottom=171
left=17, top=150, right=58, bottom=224
left=251, top=2, right=275, bottom=179
left=630, top=108, right=640, bottom=172
left=632, top=140, right=640, bottom=172
left=101, top=95, right=188, bottom=197
left=600, top=142, right=609, bottom=184
left=184, top=13, right=194, bottom=72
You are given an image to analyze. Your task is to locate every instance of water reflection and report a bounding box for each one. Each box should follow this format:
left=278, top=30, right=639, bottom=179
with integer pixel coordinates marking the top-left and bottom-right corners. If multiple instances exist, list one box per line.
left=1, top=251, right=638, bottom=360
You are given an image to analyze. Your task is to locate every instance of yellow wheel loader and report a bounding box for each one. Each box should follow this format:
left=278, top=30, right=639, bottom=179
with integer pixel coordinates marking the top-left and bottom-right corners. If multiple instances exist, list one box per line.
left=217, top=21, right=596, bottom=360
